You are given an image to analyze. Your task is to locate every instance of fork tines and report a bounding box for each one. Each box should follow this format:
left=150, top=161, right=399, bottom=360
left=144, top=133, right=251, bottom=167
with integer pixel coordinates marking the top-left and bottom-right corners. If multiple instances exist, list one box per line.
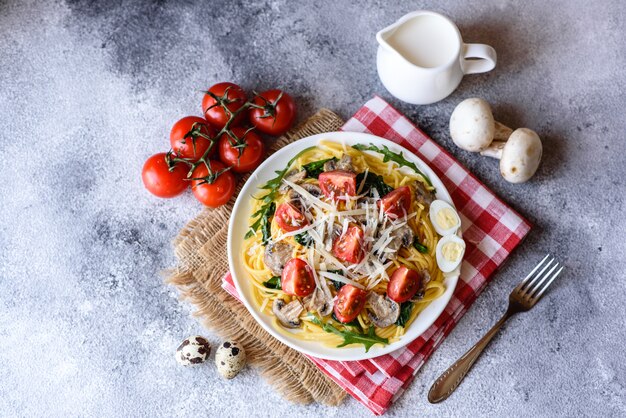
left=516, top=254, right=564, bottom=301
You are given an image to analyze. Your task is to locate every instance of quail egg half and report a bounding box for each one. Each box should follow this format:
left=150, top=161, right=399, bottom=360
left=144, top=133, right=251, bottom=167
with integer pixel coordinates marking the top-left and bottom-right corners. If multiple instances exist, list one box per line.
left=436, top=234, right=466, bottom=273
left=176, top=336, right=211, bottom=366
left=429, top=200, right=461, bottom=236
left=215, top=340, right=246, bottom=379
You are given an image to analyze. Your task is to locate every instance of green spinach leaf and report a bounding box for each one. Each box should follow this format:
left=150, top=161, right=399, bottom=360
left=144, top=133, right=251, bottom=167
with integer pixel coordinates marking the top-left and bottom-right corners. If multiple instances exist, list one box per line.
left=412, top=237, right=428, bottom=254
left=395, top=302, right=413, bottom=327
left=294, top=231, right=313, bottom=247
left=356, top=172, right=393, bottom=197
left=262, top=276, right=281, bottom=289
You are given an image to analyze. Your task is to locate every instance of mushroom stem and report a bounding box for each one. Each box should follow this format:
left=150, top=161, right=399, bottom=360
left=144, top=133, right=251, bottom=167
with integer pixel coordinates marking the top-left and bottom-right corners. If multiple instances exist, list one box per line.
left=493, top=121, right=513, bottom=141
left=480, top=140, right=506, bottom=159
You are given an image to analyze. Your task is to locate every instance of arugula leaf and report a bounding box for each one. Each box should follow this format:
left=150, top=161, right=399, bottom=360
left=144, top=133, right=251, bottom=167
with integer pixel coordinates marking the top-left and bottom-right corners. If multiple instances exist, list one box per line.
left=302, top=157, right=337, bottom=178
left=412, top=237, right=428, bottom=254
left=262, top=276, right=281, bottom=289
left=352, top=143, right=433, bottom=188
left=356, top=172, right=393, bottom=197
left=309, top=315, right=388, bottom=352
left=395, top=302, right=413, bottom=327
left=245, top=146, right=316, bottom=240
left=245, top=202, right=275, bottom=244
left=294, top=231, right=313, bottom=247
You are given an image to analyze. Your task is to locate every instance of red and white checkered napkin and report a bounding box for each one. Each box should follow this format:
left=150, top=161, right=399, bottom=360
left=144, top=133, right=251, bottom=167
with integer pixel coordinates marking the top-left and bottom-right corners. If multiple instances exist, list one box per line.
left=222, top=96, right=532, bottom=415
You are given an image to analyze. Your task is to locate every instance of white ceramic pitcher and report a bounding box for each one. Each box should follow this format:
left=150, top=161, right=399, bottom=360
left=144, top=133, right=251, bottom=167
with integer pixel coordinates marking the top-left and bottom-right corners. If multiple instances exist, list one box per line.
left=376, top=11, right=497, bottom=105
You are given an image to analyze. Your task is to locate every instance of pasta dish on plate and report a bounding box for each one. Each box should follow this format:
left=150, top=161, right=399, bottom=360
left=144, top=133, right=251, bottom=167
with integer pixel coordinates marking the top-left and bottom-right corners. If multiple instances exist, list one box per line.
left=241, top=140, right=464, bottom=351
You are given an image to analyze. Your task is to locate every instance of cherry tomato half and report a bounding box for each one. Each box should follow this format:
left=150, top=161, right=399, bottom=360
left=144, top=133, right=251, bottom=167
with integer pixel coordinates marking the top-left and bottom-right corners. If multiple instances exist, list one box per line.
left=191, top=160, right=236, bottom=208
left=334, top=285, right=367, bottom=323
left=249, top=89, right=296, bottom=136
left=218, top=127, right=265, bottom=173
left=319, top=170, right=357, bottom=200
left=202, top=82, right=247, bottom=129
left=142, top=153, right=188, bottom=198
left=380, top=186, right=412, bottom=219
left=332, top=223, right=365, bottom=264
left=281, top=258, right=316, bottom=297
left=170, top=116, right=216, bottom=161
left=387, top=266, right=422, bottom=303
left=275, top=202, right=308, bottom=232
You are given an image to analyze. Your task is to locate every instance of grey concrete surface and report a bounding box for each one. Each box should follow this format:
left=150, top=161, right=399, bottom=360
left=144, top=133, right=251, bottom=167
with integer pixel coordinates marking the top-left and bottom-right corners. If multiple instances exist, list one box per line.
left=1, top=0, right=625, bottom=416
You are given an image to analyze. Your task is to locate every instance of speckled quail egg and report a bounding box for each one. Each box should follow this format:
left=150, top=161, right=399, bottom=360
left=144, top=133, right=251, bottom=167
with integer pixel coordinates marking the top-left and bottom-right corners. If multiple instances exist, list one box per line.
left=175, top=336, right=211, bottom=366
left=215, top=340, right=246, bottom=379
left=429, top=200, right=461, bottom=236
left=436, top=234, right=466, bottom=273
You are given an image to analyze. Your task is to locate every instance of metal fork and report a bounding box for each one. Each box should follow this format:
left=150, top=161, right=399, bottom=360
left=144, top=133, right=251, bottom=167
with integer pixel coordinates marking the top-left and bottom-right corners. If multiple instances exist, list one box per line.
left=428, top=254, right=564, bottom=403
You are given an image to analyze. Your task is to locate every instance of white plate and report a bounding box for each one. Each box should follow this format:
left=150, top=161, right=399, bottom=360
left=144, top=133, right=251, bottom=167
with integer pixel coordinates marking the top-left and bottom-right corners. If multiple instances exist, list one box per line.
left=227, top=132, right=460, bottom=361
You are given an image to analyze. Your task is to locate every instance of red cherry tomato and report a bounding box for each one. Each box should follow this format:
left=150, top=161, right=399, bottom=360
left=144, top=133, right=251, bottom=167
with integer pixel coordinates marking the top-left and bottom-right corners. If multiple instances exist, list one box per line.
left=281, top=258, right=316, bottom=297
left=249, top=89, right=296, bottom=136
left=319, top=170, right=357, bottom=200
left=332, top=223, right=365, bottom=264
left=333, top=285, right=367, bottom=323
left=190, top=160, right=236, bottom=208
left=169, top=116, right=216, bottom=161
left=275, top=202, right=308, bottom=232
left=142, top=153, right=188, bottom=198
left=202, top=82, right=247, bottom=129
left=387, top=266, right=422, bottom=303
left=380, top=186, right=412, bottom=219
left=218, top=127, right=265, bottom=173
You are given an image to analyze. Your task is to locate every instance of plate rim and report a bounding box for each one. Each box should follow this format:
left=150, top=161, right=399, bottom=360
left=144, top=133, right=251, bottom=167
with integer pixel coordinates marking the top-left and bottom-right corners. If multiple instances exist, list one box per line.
left=227, top=131, right=460, bottom=361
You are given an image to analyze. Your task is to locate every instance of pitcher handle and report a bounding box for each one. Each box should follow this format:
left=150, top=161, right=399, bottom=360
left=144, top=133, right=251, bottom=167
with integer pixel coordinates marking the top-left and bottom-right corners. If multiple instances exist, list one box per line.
left=462, top=43, right=497, bottom=74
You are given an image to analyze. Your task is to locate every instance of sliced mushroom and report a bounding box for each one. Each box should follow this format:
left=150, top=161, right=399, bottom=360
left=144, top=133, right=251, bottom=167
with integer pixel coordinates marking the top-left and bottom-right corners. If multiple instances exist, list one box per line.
left=366, top=292, right=400, bottom=328
left=279, top=169, right=307, bottom=192
left=263, top=241, right=293, bottom=275
left=387, top=225, right=414, bottom=253
left=414, top=181, right=435, bottom=207
left=336, top=154, right=354, bottom=172
left=323, top=159, right=337, bottom=172
left=272, top=298, right=303, bottom=328
left=287, top=183, right=322, bottom=209
left=303, top=287, right=333, bottom=317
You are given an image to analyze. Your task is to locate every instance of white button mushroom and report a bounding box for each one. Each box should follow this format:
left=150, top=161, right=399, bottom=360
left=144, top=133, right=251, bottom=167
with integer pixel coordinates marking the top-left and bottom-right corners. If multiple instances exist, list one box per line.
left=482, top=128, right=543, bottom=183
left=449, top=98, right=512, bottom=152
left=215, top=340, right=246, bottom=379
left=449, top=98, right=543, bottom=183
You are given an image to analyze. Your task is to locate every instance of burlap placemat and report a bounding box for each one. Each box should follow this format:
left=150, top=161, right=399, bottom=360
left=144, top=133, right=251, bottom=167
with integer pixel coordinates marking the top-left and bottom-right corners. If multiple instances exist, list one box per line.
left=165, top=109, right=347, bottom=406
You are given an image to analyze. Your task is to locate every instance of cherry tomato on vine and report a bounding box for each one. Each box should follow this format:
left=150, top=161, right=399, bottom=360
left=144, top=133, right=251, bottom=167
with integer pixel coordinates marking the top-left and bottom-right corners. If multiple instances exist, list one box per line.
left=170, top=116, right=216, bottom=161
left=191, top=160, right=236, bottom=208
left=202, top=82, right=247, bottom=129
left=218, top=127, right=265, bottom=173
left=142, top=153, right=189, bottom=198
left=249, top=89, right=296, bottom=136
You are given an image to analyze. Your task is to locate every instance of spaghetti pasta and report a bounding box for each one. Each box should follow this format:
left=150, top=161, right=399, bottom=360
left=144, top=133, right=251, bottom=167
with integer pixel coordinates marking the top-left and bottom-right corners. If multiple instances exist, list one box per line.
left=242, top=140, right=446, bottom=350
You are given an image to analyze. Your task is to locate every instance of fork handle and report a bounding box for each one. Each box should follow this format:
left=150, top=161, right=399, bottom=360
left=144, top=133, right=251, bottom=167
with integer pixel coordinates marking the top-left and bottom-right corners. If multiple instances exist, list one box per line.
left=428, top=310, right=515, bottom=403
